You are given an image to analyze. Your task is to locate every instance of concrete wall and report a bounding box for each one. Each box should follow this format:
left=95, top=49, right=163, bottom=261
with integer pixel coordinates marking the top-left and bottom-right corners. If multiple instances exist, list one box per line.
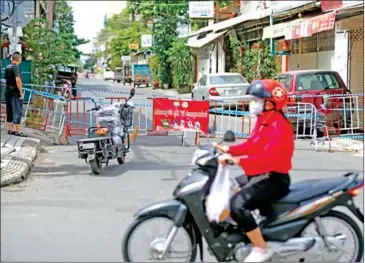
left=197, top=46, right=210, bottom=80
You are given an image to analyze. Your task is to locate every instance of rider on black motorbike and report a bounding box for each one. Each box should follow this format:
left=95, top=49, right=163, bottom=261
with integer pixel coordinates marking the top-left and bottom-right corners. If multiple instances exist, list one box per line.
left=216, top=79, right=294, bottom=262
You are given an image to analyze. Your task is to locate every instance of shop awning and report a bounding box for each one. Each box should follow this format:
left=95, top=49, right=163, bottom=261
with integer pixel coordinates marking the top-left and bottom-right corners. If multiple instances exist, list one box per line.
left=262, top=10, right=338, bottom=40
left=186, top=8, right=272, bottom=38
left=187, top=31, right=227, bottom=49
left=262, top=19, right=305, bottom=39
left=271, top=1, right=318, bottom=15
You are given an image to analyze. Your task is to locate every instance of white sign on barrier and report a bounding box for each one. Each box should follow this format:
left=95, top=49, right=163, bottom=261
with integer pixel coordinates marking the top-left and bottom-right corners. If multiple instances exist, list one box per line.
left=189, top=1, right=215, bottom=18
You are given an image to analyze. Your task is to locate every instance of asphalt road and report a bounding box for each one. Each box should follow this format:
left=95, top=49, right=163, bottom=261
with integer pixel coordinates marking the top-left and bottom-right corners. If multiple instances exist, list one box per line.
left=1, top=79, right=364, bottom=262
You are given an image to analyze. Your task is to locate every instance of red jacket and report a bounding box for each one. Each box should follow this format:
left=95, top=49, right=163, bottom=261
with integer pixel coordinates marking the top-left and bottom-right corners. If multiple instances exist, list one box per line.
left=228, top=111, right=294, bottom=176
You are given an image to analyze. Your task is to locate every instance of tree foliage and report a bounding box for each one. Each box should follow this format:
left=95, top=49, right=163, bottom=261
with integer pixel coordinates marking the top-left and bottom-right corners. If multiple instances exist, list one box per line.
left=97, top=8, right=148, bottom=70
left=53, top=0, right=89, bottom=59
left=22, top=0, right=88, bottom=85
left=230, top=38, right=278, bottom=82
left=22, top=18, right=75, bottom=85
left=167, top=38, right=195, bottom=90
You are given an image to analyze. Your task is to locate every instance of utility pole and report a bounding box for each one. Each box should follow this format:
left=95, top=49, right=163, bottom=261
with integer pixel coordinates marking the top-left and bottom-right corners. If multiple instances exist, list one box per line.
left=47, top=0, right=53, bottom=29
left=9, top=1, right=20, bottom=56
left=0, top=0, right=3, bottom=62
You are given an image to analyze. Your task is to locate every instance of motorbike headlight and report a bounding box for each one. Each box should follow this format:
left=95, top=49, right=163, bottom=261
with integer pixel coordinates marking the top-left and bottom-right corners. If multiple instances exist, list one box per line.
left=191, top=149, right=210, bottom=166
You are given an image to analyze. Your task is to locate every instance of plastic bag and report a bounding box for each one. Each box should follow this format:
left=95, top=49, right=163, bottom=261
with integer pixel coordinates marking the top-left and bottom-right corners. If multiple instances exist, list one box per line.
left=206, top=164, right=240, bottom=223
left=112, top=135, right=122, bottom=146
left=95, top=105, right=121, bottom=129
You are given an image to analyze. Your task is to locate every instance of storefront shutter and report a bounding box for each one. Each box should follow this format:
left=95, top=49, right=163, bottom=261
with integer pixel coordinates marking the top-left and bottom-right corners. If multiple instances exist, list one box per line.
left=349, top=28, right=364, bottom=129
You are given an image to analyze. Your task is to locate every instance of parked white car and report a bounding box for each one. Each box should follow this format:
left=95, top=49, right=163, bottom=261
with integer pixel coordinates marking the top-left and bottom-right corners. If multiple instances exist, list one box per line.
left=103, top=68, right=115, bottom=81
left=192, top=73, right=250, bottom=107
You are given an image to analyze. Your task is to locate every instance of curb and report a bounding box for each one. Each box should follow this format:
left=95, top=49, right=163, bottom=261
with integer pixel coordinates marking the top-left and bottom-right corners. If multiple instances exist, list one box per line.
left=1, top=135, right=41, bottom=187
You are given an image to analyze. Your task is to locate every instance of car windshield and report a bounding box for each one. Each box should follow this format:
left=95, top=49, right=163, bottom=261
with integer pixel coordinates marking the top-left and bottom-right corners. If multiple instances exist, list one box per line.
left=297, top=72, right=340, bottom=91
left=210, top=75, right=248, bottom=85
left=116, top=69, right=123, bottom=73
left=58, top=66, right=76, bottom=73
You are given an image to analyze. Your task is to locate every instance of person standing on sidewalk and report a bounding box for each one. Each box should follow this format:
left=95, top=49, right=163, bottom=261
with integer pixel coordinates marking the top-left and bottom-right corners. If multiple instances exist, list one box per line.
left=5, top=52, right=27, bottom=137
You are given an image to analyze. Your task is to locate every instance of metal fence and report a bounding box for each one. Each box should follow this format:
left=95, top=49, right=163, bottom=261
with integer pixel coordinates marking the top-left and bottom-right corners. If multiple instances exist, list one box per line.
left=1, top=83, right=363, bottom=152
left=1, top=88, right=67, bottom=136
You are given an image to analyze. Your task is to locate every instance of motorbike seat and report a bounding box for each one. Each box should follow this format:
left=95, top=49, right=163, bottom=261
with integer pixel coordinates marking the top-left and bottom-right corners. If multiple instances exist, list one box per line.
left=277, top=177, right=349, bottom=204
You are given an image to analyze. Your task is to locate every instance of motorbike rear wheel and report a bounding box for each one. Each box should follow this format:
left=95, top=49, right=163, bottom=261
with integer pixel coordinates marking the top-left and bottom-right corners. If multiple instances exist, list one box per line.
left=90, top=158, right=102, bottom=175
left=122, top=216, right=197, bottom=262
left=289, top=210, right=363, bottom=262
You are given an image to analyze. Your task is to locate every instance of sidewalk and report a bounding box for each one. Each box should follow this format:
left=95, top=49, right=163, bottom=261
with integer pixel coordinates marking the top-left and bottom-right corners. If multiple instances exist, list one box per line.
left=143, top=87, right=191, bottom=98
left=330, top=137, right=364, bottom=156
left=0, top=125, right=54, bottom=187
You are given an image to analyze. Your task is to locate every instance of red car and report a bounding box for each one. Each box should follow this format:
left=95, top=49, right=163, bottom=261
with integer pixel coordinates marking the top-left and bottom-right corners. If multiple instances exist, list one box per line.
left=276, top=70, right=353, bottom=135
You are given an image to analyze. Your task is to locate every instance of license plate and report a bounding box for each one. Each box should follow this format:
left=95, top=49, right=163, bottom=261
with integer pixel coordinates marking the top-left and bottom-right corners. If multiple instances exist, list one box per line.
left=82, top=143, right=95, bottom=150
left=226, top=90, right=238, bottom=95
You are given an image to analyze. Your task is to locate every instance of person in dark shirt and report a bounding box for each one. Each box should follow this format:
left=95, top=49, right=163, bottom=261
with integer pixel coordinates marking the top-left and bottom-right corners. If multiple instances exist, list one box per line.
left=5, top=52, right=27, bottom=137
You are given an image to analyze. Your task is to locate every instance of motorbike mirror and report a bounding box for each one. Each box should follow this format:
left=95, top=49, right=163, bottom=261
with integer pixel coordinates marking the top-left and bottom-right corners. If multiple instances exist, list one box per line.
left=208, top=123, right=217, bottom=134
left=90, top=98, right=97, bottom=107
left=223, top=130, right=236, bottom=142
left=130, top=88, right=136, bottom=97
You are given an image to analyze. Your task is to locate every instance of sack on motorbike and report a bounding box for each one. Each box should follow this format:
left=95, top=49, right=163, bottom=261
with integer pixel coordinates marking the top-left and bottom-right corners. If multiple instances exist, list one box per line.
left=206, top=164, right=240, bottom=223
left=112, top=135, right=123, bottom=146
left=95, top=105, right=122, bottom=129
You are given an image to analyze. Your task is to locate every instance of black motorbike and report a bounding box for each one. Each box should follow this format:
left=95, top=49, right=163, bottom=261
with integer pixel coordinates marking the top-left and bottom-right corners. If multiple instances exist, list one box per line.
left=77, top=88, right=136, bottom=175
left=122, top=129, right=364, bottom=262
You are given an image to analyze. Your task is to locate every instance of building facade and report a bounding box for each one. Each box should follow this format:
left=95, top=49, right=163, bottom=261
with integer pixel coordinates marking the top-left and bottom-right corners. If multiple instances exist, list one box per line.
left=1, top=0, right=38, bottom=58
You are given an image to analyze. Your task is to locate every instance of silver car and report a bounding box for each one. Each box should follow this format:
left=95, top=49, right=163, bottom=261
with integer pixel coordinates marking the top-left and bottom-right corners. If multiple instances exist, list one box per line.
left=192, top=73, right=250, bottom=108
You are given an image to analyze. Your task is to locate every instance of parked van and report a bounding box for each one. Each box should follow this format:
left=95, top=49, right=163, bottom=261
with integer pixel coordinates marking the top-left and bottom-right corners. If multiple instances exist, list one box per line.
left=115, top=67, right=123, bottom=83
left=103, top=68, right=115, bottom=81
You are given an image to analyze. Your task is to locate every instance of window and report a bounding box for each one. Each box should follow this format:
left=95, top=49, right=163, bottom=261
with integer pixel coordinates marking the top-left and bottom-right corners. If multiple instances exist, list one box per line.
left=199, top=75, right=207, bottom=86
left=296, top=72, right=340, bottom=91
left=302, top=34, right=317, bottom=53
left=276, top=74, right=293, bottom=90
left=290, top=39, right=299, bottom=55
left=317, top=30, right=335, bottom=51
left=209, top=75, right=248, bottom=85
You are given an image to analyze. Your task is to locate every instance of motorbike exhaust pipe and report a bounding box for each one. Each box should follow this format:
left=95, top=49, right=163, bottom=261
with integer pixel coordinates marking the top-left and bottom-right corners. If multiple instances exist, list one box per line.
left=272, top=234, right=347, bottom=257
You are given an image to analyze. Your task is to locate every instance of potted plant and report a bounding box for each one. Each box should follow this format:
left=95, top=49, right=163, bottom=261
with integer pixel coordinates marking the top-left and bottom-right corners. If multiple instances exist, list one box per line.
left=159, top=67, right=171, bottom=90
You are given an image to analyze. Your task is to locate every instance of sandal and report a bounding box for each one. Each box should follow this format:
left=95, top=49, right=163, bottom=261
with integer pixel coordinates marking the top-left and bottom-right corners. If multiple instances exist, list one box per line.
left=7, top=130, right=16, bottom=135
left=14, top=132, right=28, bottom=137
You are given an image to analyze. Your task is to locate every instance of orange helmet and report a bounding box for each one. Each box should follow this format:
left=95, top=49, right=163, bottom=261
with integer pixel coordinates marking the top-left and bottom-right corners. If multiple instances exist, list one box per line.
left=246, top=79, right=288, bottom=111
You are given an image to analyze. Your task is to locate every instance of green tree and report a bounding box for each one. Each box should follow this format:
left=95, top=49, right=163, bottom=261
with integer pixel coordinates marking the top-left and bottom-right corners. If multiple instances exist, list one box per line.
left=53, top=0, right=89, bottom=60
left=96, top=8, right=148, bottom=70
left=125, top=0, right=232, bottom=85
left=22, top=18, right=76, bottom=85
left=167, top=38, right=194, bottom=91
left=230, top=39, right=278, bottom=82
left=22, top=1, right=89, bottom=85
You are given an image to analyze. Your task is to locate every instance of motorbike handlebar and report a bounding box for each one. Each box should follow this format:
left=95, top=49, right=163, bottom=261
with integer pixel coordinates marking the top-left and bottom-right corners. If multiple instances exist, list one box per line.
left=87, top=107, right=99, bottom=112
left=225, top=159, right=235, bottom=165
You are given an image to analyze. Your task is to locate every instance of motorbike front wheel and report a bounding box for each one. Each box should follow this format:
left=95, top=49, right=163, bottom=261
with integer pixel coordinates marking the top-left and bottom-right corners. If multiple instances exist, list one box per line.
left=122, top=216, right=197, bottom=262
left=90, top=158, right=102, bottom=175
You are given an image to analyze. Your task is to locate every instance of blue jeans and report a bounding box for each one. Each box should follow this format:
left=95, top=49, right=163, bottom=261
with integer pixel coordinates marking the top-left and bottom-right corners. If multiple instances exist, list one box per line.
left=6, top=96, right=23, bottom=124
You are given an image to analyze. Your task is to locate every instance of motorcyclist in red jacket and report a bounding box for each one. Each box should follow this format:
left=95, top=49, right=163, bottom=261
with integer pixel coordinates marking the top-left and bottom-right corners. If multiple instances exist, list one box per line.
left=216, top=79, right=294, bottom=262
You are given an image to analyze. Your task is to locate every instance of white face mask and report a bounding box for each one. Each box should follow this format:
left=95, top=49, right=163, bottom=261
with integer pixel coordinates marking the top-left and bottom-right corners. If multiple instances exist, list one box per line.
left=249, top=100, right=264, bottom=115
